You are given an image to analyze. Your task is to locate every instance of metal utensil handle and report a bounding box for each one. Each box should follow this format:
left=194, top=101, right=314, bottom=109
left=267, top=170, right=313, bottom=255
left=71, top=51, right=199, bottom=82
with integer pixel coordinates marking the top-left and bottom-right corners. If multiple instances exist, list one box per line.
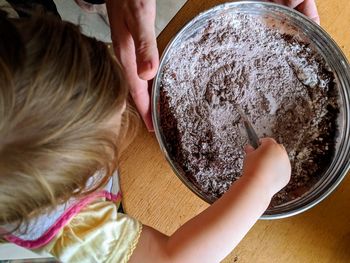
left=235, top=103, right=260, bottom=149
left=243, top=120, right=260, bottom=149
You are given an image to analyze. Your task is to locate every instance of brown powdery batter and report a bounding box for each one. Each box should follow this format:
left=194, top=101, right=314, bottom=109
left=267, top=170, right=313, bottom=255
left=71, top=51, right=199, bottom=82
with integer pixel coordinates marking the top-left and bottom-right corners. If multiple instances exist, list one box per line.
left=159, top=14, right=339, bottom=206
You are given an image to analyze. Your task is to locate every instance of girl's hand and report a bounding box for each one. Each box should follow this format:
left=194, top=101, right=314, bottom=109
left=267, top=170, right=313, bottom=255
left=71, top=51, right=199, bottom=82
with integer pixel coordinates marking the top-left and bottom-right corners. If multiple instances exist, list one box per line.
left=131, top=139, right=291, bottom=263
left=269, top=0, right=320, bottom=24
left=243, top=138, right=291, bottom=198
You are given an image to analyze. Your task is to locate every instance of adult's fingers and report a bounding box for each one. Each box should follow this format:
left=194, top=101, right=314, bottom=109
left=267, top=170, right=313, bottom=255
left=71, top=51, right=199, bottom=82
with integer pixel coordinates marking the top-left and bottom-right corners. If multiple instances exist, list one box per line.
left=117, top=43, right=153, bottom=130
left=270, top=0, right=320, bottom=24
left=126, top=0, right=159, bottom=80
left=128, top=78, right=153, bottom=131
left=270, top=0, right=304, bottom=9
left=296, top=0, right=320, bottom=24
left=106, top=0, right=134, bottom=71
left=106, top=0, right=153, bottom=130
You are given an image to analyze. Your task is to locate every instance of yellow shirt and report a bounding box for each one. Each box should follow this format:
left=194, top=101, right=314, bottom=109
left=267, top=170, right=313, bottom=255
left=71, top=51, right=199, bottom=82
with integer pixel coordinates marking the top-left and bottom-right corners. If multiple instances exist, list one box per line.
left=35, top=198, right=142, bottom=263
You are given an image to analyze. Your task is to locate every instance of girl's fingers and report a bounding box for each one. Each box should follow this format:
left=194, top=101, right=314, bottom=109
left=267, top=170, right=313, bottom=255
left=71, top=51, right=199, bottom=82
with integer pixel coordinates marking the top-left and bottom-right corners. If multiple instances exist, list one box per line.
left=259, top=137, right=278, bottom=145
left=245, top=144, right=256, bottom=154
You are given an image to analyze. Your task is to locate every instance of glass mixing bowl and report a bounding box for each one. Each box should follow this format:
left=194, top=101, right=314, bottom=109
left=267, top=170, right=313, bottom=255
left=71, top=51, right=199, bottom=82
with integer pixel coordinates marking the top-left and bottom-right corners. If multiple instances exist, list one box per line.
left=152, top=1, right=350, bottom=219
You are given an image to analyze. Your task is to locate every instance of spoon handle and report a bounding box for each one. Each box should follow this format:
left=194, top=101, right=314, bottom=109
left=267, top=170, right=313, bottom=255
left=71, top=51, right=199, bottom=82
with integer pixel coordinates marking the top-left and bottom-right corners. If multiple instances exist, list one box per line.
left=235, top=104, right=260, bottom=149
left=242, top=119, right=260, bottom=149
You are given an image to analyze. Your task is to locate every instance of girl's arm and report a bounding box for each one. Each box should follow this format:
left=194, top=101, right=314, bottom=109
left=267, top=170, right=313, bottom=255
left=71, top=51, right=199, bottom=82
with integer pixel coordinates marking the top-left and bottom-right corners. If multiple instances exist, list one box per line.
left=129, top=138, right=291, bottom=263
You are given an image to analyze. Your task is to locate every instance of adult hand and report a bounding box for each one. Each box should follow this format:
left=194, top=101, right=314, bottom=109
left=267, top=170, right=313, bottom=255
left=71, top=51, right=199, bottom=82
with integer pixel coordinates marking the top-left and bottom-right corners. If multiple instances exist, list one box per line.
left=269, top=0, right=320, bottom=24
left=106, top=0, right=158, bottom=131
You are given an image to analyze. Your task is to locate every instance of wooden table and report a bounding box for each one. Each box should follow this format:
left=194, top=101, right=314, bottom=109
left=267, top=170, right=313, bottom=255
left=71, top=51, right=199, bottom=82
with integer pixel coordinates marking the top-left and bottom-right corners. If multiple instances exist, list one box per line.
left=120, top=1, right=350, bottom=262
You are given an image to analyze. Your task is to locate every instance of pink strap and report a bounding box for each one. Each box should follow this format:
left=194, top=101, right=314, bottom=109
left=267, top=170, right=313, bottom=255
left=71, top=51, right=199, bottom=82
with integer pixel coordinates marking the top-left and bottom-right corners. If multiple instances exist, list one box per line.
left=4, top=191, right=121, bottom=249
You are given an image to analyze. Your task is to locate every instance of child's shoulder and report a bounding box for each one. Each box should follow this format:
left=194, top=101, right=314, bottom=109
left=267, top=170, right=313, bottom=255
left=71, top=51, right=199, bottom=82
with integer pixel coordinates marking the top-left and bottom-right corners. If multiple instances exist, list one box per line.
left=4, top=172, right=142, bottom=262
left=39, top=198, right=142, bottom=263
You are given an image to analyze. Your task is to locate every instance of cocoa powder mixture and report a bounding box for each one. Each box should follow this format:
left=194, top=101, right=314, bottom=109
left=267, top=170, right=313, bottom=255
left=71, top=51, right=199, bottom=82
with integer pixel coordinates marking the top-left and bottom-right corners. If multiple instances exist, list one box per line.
left=159, top=14, right=339, bottom=206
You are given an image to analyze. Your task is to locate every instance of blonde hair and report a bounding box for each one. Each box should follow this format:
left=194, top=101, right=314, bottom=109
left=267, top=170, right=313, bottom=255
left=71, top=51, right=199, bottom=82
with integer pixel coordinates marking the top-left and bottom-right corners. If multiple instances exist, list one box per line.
left=0, top=13, right=136, bottom=231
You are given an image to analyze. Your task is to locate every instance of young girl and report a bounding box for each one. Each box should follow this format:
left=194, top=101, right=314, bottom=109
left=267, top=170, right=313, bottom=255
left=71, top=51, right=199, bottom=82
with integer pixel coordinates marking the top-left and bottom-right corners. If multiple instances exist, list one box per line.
left=0, top=11, right=291, bottom=263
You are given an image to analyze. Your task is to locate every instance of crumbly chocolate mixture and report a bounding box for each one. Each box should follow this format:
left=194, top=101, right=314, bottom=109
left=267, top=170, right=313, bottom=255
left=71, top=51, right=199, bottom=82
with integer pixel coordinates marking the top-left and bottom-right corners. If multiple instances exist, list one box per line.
left=159, top=14, right=339, bottom=205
